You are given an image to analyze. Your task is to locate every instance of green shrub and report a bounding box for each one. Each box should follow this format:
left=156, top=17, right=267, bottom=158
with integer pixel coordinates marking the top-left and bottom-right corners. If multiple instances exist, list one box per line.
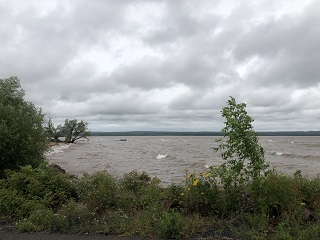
left=118, top=171, right=163, bottom=212
left=0, top=187, right=26, bottom=218
left=0, top=164, right=77, bottom=219
left=295, top=223, right=320, bottom=240
left=104, top=211, right=131, bottom=235
left=163, top=184, right=185, bottom=209
left=155, top=210, right=188, bottom=239
left=181, top=97, right=272, bottom=217
left=300, top=176, right=320, bottom=210
left=214, top=97, right=271, bottom=187
left=183, top=169, right=247, bottom=216
left=183, top=172, right=218, bottom=214
left=236, top=213, right=270, bottom=239
left=58, top=200, right=102, bottom=233
left=0, top=77, right=48, bottom=177
left=123, top=205, right=163, bottom=236
left=250, top=173, right=303, bottom=222
left=120, top=171, right=151, bottom=193
left=77, top=171, right=118, bottom=215
left=18, top=209, right=67, bottom=232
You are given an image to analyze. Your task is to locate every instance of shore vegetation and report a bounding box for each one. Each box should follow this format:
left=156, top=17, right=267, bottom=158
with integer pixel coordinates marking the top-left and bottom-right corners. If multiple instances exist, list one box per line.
left=0, top=77, right=47, bottom=177
left=46, top=117, right=90, bottom=143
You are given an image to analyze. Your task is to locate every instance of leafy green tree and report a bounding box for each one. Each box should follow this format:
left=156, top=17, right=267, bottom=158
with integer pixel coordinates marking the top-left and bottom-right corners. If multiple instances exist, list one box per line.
left=215, top=97, right=270, bottom=182
left=45, top=116, right=63, bottom=142
left=0, top=76, right=48, bottom=176
left=51, top=124, right=64, bottom=142
left=61, top=119, right=90, bottom=143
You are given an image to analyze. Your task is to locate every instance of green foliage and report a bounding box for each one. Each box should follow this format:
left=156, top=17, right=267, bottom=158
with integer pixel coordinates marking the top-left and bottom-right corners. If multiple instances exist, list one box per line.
left=0, top=76, right=48, bottom=176
left=179, top=97, right=320, bottom=238
left=120, top=171, right=152, bottom=194
left=1, top=166, right=320, bottom=239
left=0, top=164, right=77, bottom=219
left=58, top=200, right=101, bottom=233
left=61, top=119, right=90, bottom=143
left=77, top=171, right=118, bottom=215
left=118, top=171, right=163, bottom=212
left=215, top=96, right=270, bottom=183
left=250, top=173, right=303, bottom=221
left=163, top=184, right=185, bottom=210
left=183, top=97, right=271, bottom=217
left=45, top=116, right=64, bottom=142
left=18, top=209, right=68, bottom=232
left=300, top=176, right=320, bottom=210
left=183, top=170, right=246, bottom=217
left=155, top=210, right=188, bottom=239
left=45, top=117, right=90, bottom=143
left=125, top=205, right=163, bottom=236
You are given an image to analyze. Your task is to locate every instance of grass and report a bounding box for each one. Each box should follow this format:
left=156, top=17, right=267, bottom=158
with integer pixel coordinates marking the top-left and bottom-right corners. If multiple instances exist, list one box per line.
left=1, top=163, right=320, bottom=239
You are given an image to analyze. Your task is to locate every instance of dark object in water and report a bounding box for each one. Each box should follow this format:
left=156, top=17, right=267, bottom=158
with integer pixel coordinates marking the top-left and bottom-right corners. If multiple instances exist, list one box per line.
left=119, top=139, right=127, bottom=141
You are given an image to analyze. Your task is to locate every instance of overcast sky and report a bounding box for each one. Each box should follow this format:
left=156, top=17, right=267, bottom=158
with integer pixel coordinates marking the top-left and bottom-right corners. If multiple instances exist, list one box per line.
left=1, top=0, right=320, bottom=131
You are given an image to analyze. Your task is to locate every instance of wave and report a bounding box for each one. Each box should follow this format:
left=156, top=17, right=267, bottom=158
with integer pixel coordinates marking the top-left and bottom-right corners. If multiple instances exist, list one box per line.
left=271, top=151, right=318, bottom=159
left=302, top=155, right=320, bottom=160
left=45, top=144, right=71, bottom=156
left=156, top=154, right=168, bottom=160
left=274, top=152, right=291, bottom=156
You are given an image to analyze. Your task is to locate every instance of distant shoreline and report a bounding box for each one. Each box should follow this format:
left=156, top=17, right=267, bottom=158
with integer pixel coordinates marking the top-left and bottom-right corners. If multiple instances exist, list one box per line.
left=90, top=131, right=320, bottom=137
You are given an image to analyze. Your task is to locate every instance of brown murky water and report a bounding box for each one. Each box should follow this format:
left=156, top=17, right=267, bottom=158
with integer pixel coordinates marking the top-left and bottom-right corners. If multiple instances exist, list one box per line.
left=46, top=136, right=320, bottom=185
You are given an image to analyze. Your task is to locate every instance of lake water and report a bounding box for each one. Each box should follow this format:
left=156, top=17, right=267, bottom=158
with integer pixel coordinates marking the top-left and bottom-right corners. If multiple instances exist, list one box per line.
left=46, top=136, right=320, bottom=185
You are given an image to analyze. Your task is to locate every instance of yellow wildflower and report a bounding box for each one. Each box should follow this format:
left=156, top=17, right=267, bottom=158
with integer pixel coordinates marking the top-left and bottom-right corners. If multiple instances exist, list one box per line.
left=193, top=179, right=199, bottom=186
left=181, top=193, right=185, bottom=196
left=205, top=172, right=210, bottom=178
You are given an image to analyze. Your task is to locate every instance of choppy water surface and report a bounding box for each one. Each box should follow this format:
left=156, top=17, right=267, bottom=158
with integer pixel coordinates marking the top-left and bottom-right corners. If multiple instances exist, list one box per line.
left=46, top=136, right=320, bottom=185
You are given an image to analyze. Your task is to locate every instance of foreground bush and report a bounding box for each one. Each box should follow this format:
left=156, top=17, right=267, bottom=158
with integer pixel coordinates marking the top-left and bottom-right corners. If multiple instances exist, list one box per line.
left=0, top=164, right=320, bottom=239
left=1, top=164, right=319, bottom=239
left=77, top=171, right=118, bottom=216
left=0, top=164, right=77, bottom=219
left=0, top=77, right=48, bottom=177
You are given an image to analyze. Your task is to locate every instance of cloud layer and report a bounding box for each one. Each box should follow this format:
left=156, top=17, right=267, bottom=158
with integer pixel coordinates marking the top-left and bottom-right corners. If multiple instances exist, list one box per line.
left=1, top=0, right=320, bottom=131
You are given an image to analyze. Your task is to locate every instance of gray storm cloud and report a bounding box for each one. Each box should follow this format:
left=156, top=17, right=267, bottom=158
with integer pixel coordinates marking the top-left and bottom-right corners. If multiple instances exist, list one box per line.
left=0, top=0, right=319, bottom=131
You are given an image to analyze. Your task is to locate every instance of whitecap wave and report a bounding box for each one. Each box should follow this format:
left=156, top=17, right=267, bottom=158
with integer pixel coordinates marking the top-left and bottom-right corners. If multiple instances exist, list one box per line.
left=275, top=152, right=291, bottom=156
left=45, top=144, right=71, bottom=156
left=159, top=139, right=170, bottom=142
left=156, top=154, right=168, bottom=159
